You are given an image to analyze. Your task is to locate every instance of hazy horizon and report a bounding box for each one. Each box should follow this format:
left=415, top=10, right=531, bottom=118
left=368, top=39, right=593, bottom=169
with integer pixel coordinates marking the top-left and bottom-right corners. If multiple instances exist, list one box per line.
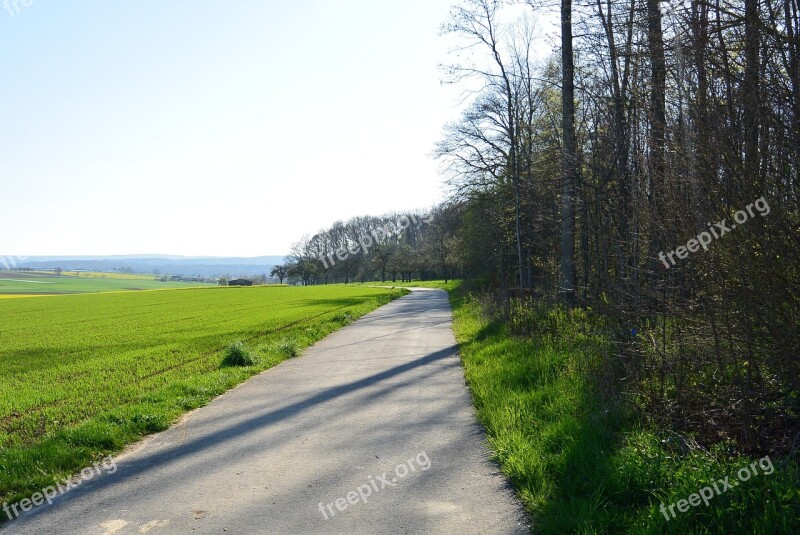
left=12, top=254, right=288, bottom=260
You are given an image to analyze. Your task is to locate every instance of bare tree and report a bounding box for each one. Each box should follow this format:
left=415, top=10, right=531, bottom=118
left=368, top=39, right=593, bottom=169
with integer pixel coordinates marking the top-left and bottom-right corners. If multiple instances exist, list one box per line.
left=442, top=0, right=526, bottom=294
left=270, top=264, right=290, bottom=284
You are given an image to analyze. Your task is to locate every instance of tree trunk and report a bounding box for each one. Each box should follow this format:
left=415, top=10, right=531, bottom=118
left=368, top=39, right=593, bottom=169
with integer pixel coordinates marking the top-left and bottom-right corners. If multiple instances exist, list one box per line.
left=743, top=0, right=761, bottom=195
left=559, top=0, right=577, bottom=304
left=647, top=0, right=666, bottom=209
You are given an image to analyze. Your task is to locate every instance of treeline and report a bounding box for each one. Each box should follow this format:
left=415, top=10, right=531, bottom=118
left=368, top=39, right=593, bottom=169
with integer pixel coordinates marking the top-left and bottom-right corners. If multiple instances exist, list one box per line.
left=287, top=0, right=799, bottom=457
left=283, top=207, right=462, bottom=285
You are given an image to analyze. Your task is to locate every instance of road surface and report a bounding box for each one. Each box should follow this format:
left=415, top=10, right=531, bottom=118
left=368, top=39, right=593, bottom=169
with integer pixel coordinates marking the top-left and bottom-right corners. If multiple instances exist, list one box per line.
left=4, top=288, right=528, bottom=534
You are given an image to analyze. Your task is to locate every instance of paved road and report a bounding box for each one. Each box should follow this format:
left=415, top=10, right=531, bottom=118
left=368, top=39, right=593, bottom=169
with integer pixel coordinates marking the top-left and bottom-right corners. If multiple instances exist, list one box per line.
left=4, top=288, right=528, bottom=534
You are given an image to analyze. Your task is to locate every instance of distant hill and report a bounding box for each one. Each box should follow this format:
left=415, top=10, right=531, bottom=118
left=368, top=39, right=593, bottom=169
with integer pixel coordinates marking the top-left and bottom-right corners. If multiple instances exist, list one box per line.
left=13, top=255, right=287, bottom=278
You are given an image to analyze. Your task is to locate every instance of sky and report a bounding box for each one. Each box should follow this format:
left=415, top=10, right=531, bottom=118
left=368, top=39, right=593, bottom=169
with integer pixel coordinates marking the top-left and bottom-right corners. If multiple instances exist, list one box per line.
left=0, top=0, right=552, bottom=257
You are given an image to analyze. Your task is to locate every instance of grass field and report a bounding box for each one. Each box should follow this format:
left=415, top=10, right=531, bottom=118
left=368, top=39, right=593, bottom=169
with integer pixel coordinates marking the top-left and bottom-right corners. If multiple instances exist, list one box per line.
left=45, top=271, right=160, bottom=280
left=0, top=284, right=406, bottom=512
left=368, top=280, right=460, bottom=291
left=0, top=271, right=214, bottom=296
left=445, top=284, right=799, bottom=534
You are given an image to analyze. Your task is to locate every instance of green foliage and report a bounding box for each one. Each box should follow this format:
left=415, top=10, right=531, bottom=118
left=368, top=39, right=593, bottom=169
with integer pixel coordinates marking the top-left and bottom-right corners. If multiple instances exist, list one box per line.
left=221, top=340, right=255, bottom=367
left=275, top=338, right=299, bottom=358
left=330, top=312, right=354, bottom=325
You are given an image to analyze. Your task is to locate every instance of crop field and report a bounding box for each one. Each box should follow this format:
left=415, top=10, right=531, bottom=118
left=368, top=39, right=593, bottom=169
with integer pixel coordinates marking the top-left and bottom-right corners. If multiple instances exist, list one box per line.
left=0, top=284, right=405, bottom=508
left=0, top=271, right=214, bottom=297
left=50, top=271, right=159, bottom=280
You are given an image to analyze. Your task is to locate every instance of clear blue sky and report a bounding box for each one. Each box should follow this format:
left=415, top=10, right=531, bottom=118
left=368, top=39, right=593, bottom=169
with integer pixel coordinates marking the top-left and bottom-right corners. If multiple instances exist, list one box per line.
left=0, top=0, right=467, bottom=256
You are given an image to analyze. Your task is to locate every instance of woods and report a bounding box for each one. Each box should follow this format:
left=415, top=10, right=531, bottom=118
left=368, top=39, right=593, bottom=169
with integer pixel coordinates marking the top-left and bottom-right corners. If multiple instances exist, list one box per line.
left=289, top=0, right=799, bottom=463
left=434, top=0, right=800, bottom=460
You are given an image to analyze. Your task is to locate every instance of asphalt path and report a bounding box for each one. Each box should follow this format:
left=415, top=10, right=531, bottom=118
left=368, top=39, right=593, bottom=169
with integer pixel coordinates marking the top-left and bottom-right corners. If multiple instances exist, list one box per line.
left=4, top=288, right=528, bottom=534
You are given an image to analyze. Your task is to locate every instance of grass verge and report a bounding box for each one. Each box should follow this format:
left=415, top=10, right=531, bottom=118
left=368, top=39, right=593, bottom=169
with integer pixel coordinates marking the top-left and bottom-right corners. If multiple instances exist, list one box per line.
left=445, top=284, right=799, bottom=534
left=369, top=280, right=460, bottom=291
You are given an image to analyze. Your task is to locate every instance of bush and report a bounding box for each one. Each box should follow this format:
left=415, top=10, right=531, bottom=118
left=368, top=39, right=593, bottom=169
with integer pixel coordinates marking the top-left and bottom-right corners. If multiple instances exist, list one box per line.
left=331, top=312, right=353, bottom=324
left=276, top=338, right=299, bottom=358
left=221, top=340, right=255, bottom=367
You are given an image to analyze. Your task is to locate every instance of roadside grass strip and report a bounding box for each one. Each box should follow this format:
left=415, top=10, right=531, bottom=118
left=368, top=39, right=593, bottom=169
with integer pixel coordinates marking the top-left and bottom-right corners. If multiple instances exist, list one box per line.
left=444, top=284, right=799, bottom=534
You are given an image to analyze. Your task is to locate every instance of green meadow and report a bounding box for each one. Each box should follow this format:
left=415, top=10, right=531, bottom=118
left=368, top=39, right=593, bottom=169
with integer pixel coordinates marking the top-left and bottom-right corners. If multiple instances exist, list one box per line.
left=0, top=284, right=406, bottom=511
left=0, top=271, right=214, bottom=297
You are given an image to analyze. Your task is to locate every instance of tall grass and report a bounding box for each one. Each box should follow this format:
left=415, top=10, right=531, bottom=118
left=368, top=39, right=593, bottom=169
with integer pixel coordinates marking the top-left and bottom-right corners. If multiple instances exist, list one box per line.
left=446, top=286, right=799, bottom=534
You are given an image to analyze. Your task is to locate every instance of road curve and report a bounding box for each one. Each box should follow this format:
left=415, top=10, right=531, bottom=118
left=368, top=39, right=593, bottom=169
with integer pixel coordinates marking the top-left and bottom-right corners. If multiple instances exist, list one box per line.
left=4, top=288, right=528, bottom=534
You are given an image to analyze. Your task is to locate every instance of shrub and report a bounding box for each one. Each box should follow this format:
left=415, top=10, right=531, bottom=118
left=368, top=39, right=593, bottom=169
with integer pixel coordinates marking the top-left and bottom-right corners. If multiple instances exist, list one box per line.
left=276, top=338, right=299, bottom=358
left=221, top=340, right=255, bottom=367
left=331, top=312, right=353, bottom=324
